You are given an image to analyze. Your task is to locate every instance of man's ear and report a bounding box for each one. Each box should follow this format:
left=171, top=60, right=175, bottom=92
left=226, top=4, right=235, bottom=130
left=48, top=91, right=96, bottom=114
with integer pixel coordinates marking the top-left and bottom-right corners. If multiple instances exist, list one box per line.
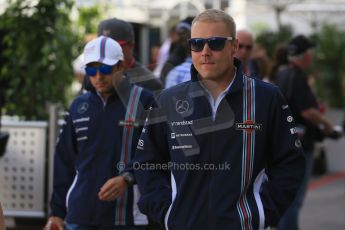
left=232, top=39, right=238, bottom=53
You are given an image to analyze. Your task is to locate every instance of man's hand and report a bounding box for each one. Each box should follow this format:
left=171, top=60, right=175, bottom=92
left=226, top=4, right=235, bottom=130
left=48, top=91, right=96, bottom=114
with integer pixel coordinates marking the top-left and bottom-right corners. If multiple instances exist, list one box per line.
left=326, top=125, right=343, bottom=140
left=98, top=176, right=128, bottom=201
left=44, top=216, right=64, bottom=230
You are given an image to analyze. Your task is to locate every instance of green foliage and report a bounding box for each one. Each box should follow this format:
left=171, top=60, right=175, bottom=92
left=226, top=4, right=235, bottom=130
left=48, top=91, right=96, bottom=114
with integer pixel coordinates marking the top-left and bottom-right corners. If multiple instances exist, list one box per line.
left=256, top=23, right=345, bottom=108
left=77, top=6, right=101, bottom=35
left=251, top=22, right=271, bottom=36
left=312, top=25, right=345, bottom=108
left=0, top=0, right=79, bottom=120
left=73, top=6, right=102, bottom=54
left=255, top=25, right=293, bottom=58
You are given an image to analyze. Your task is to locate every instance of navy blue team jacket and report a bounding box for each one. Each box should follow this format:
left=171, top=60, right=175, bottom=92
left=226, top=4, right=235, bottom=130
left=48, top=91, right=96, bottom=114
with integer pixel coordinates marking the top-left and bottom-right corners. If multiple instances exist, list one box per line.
left=50, top=78, right=153, bottom=226
left=133, top=59, right=305, bottom=230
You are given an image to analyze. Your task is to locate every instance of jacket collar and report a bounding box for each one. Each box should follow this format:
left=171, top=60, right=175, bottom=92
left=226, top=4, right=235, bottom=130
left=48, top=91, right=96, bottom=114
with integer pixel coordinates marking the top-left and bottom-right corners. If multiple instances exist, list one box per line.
left=190, top=57, right=245, bottom=95
left=89, top=76, right=132, bottom=105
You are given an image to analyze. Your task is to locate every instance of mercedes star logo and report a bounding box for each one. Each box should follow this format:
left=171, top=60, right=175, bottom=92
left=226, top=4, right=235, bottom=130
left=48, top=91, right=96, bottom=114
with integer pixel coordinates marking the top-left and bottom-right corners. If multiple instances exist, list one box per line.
left=176, top=100, right=189, bottom=114
left=77, top=102, right=89, bottom=114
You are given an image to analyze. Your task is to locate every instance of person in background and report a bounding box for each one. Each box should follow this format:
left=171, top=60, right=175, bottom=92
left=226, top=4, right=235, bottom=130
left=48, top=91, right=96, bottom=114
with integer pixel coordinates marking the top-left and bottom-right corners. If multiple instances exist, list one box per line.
left=164, top=17, right=194, bottom=89
left=251, top=43, right=271, bottom=81
left=153, top=26, right=178, bottom=77
left=275, top=35, right=341, bottom=230
left=159, top=17, right=194, bottom=85
left=268, top=43, right=289, bottom=83
left=133, top=9, right=305, bottom=229
left=164, top=55, right=192, bottom=89
left=147, top=45, right=161, bottom=72
left=235, top=29, right=255, bottom=77
left=45, top=36, right=154, bottom=229
left=98, top=18, right=163, bottom=93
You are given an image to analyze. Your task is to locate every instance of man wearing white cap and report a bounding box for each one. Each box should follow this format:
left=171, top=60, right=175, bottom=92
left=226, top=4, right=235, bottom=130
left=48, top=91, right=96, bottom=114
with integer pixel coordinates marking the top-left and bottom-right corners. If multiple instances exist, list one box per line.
left=97, top=18, right=163, bottom=93
left=45, top=36, right=154, bottom=229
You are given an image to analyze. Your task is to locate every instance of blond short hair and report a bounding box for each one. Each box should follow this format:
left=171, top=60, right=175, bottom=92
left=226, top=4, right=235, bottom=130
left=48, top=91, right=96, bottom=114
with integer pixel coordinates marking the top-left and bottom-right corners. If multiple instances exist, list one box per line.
left=192, top=9, right=236, bottom=38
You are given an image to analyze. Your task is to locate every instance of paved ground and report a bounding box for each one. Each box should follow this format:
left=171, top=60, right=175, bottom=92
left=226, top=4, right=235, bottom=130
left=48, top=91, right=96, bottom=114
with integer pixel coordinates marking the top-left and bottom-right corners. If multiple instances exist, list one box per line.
left=4, top=172, right=345, bottom=229
left=300, top=172, right=345, bottom=230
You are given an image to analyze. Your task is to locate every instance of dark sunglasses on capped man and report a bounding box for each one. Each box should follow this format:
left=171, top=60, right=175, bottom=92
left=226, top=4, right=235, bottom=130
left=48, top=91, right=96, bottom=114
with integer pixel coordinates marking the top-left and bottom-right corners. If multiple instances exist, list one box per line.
left=85, top=64, right=113, bottom=77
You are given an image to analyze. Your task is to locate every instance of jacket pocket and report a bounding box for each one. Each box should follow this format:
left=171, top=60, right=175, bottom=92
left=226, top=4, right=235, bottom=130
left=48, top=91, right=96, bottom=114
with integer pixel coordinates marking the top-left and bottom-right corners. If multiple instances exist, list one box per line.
left=65, top=171, right=79, bottom=210
left=133, top=185, right=149, bottom=225
left=253, top=168, right=268, bottom=230
left=164, top=172, right=177, bottom=230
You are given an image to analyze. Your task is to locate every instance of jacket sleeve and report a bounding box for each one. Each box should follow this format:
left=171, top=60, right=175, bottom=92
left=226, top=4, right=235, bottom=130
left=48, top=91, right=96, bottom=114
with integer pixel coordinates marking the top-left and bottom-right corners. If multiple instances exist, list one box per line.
left=121, top=89, right=155, bottom=181
left=50, top=109, right=77, bottom=219
left=132, top=103, right=172, bottom=226
left=260, top=88, right=306, bottom=226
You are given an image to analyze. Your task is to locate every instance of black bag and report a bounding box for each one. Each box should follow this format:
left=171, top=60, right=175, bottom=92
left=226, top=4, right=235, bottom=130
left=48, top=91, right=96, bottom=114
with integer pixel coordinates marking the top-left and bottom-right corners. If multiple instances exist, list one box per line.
left=0, top=131, right=9, bottom=157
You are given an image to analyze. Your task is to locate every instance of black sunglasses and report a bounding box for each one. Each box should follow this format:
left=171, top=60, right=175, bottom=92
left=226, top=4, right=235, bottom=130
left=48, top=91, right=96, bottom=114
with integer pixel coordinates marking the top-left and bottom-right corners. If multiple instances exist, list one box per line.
left=188, top=37, right=233, bottom=52
left=238, top=43, right=253, bottom=51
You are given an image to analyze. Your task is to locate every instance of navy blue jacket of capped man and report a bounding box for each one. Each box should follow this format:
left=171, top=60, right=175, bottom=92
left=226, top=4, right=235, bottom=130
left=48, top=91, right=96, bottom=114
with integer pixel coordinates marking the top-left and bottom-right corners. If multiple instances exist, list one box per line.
left=133, top=59, right=305, bottom=230
left=50, top=77, right=154, bottom=227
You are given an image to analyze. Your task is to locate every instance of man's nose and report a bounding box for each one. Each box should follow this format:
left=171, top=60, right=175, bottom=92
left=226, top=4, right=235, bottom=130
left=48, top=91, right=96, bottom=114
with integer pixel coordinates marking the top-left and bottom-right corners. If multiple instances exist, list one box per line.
left=94, top=71, right=105, bottom=80
left=201, top=43, right=212, bottom=55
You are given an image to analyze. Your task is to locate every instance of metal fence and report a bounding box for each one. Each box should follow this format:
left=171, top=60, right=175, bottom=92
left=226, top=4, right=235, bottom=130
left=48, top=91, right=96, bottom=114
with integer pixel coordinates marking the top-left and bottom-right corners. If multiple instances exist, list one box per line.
left=0, top=104, right=61, bottom=220
left=0, top=120, right=47, bottom=218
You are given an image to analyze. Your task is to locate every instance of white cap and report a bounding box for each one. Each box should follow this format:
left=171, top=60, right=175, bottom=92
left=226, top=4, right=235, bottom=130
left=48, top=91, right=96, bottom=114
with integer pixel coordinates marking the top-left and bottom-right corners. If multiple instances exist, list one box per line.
left=73, top=53, right=85, bottom=75
left=83, top=35, right=124, bottom=66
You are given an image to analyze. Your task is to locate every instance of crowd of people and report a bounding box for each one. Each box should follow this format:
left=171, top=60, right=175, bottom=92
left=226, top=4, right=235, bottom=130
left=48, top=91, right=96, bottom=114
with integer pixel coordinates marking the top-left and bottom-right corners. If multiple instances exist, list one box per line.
left=0, top=8, right=344, bottom=230
left=42, top=9, right=345, bottom=230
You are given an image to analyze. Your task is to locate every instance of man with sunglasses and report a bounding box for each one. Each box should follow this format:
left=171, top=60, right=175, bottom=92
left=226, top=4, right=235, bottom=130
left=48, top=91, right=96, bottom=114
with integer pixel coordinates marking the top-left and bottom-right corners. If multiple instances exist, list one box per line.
left=45, top=36, right=154, bottom=229
left=235, top=29, right=259, bottom=78
left=97, top=18, right=163, bottom=93
left=133, top=9, right=305, bottom=229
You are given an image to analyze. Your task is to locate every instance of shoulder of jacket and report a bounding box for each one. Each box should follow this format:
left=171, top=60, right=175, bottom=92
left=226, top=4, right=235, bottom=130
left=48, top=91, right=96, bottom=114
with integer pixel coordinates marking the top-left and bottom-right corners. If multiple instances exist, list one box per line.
left=69, top=92, right=95, bottom=109
left=248, top=77, right=280, bottom=97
